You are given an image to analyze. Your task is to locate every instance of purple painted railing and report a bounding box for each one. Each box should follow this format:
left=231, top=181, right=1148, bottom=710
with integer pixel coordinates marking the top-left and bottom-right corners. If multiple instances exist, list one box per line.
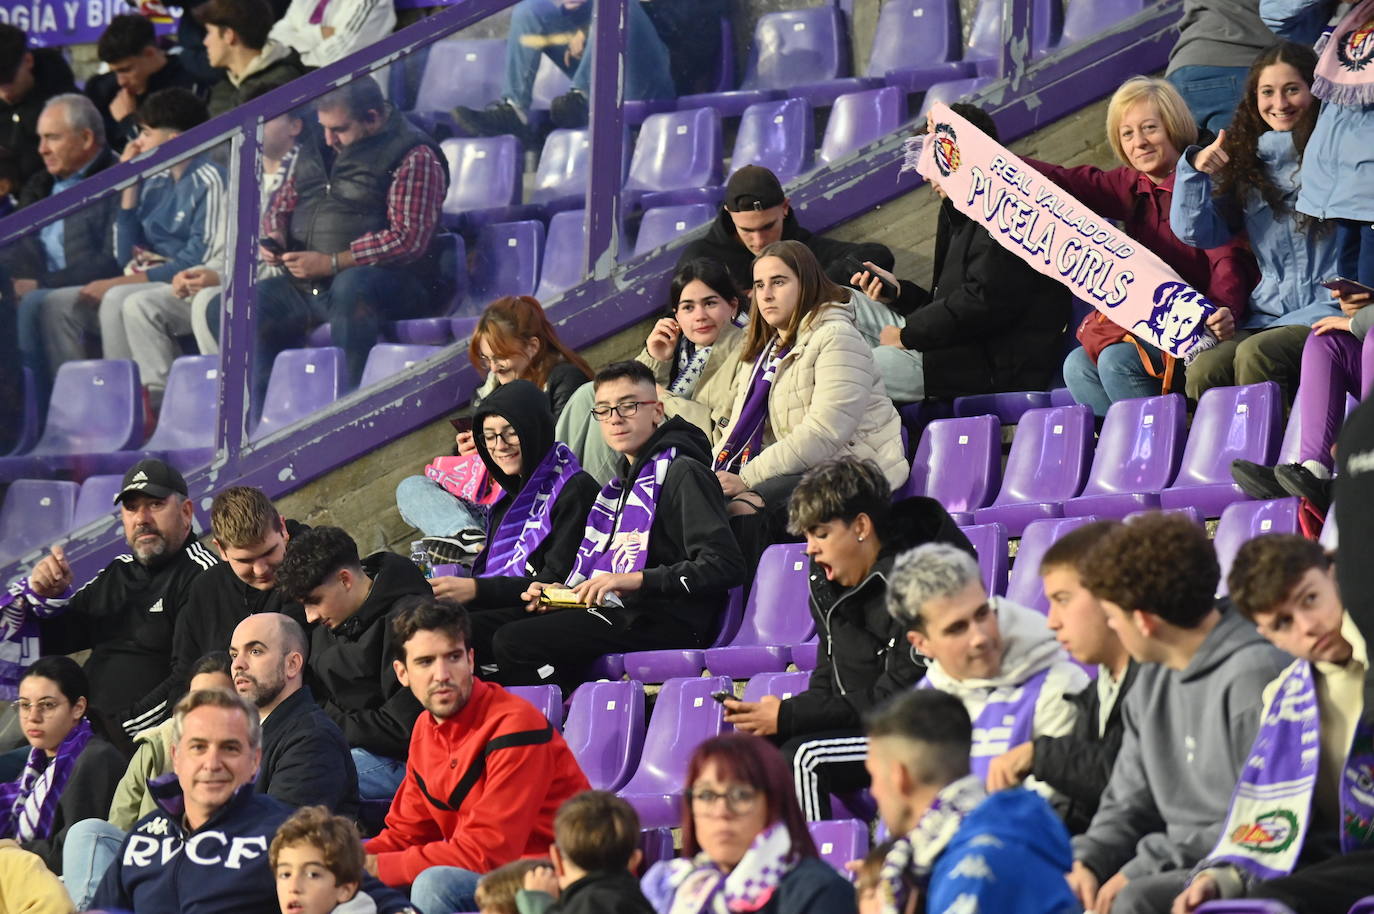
left=0, top=0, right=1184, bottom=585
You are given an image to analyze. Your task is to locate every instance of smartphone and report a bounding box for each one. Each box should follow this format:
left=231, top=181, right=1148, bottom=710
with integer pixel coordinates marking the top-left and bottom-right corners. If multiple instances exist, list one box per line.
left=711, top=690, right=733, bottom=705
left=841, top=255, right=899, bottom=299
left=448, top=416, right=474, bottom=434
left=260, top=237, right=287, bottom=257
left=1321, top=277, right=1374, bottom=297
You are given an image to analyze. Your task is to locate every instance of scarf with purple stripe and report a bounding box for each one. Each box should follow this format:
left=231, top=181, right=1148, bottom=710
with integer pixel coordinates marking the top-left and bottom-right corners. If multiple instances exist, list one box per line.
left=475, top=443, right=582, bottom=578
left=645, top=820, right=796, bottom=914
left=876, top=774, right=987, bottom=914
left=917, top=667, right=1048, bottom=782
left=714, top=342, right=788, bottom=474
left=1313, top=1, right=1374, bottom=107
left=567, top=447, right=676, bottom=585
left=1202, top=659, right=1374, bottom=881
left=0, top=717, right=93, bottom=842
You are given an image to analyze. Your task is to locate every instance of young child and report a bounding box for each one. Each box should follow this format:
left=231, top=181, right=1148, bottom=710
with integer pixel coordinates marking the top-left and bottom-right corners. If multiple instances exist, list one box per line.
left=516, top=790, right=653, bottom=914
left=855, top=841, right=918, bottom=914
left=476, top=858, right=551, bottom=914
left=270, top=805, right=414, bottom=914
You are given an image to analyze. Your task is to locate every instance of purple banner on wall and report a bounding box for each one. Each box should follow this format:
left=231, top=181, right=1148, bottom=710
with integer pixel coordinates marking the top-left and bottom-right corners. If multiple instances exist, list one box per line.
left=0, top=0, right=179, bottom=47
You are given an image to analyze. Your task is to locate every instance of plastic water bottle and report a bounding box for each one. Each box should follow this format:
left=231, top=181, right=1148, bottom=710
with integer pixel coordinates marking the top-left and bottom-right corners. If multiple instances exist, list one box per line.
left=409, top=540, right=431, bottom=578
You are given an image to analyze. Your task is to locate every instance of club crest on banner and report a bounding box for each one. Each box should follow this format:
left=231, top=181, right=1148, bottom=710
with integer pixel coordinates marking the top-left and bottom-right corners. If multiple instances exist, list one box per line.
left=932, top=123, right=961, bottom=178
left=1230, top=809, right=1299, bottom=854
left=1337, top=19, right=1374, bottom=71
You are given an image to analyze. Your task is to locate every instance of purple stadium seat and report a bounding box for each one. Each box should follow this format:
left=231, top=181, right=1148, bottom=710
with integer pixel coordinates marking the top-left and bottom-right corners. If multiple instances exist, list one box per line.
left=0, top=359, right=144, bottom=483
left=359, top=344, right=443, bottom=389
left=506, top=684, right=564, bottom=733
left=1125, top=506, right=1204, bottom=527
left=1050, top=387, right=1075, bottom=407
left=1058, top=0, right=1150, bottom=48
left=535, top=209, right=586, bottom=302
left=531, top=54, right=573, bottom=113
left=1320, top=510, right=1338, bottom=549
left=251, top=347, right=346, bottom=441
left=439, top=136, right=529, bottom=234
left=639, top=827, right=675, bottom=872
left=677, top=7, right=849, bottom=117
left=0, top=479, right=78, bottom=563
left=463, top=220, right=545, bottom=313
left=702, top=543, right=814, bottom=678
left=408, top=39, right=506, bottom=134
left=1160, top=383, right=1282, bottom=518
left=953, top=391, right=1053, bottom=425
left=1214, top=498, right=1301, bottom=597
left=4, top=367, right=39, bottom=457
left=731, top=99, right=815, bottom=184
left=1194, top=902, right=1297, bottom=914
left=139, top=355, right=220, bottom=471
left=632, top=204, right=716, bottom=258
left=898, top=400, right=953, bottom=456
left=1347, top=897, right=1374, bottom=914
left=616, top=586, right=744, bottom=683
left=791, top=638, right=819, bottom=671
left=450, top=316, right=480, bottom=345
left=808, top=819, right=868, bottom=879
left=917, top=76, right=996, bottom=116
left=623, top=108, right=724, bottom=211
left=531, top=129, right=591, bottom=215
left=384, top=234, right=469, bottom=345
left=617, top=675, right=731, bottom=828
left=740, top=670, right=810, bottom=704
left=973, top=404, right=1093, bottom=535
left=898, top=415, right=1001, bottom=524
left=72, top=474, right=123, bottom=531
left=564, top=679, right=645, bottom=791
left=1061, top=394, right=1187, bottom=520
left=959, top=522, right=1009, bottom=596
left=890, top=0, right=1061, bottom=94
left=817, top=86, right=909, bottom=167
left=1005, top=515, right=1100, bottom=613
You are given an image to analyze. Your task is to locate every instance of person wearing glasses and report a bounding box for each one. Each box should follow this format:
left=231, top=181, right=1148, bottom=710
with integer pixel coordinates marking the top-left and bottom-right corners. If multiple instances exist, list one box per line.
left=469, top=360, right=746, bottom=691
left=641, top=732, right=855, bottom=914
left=0, top=656, right=125, bottom=875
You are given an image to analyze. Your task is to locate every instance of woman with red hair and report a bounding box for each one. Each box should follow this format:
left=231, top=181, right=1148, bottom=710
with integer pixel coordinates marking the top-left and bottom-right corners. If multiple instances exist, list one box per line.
left=467, top=295, right=593, bottom=423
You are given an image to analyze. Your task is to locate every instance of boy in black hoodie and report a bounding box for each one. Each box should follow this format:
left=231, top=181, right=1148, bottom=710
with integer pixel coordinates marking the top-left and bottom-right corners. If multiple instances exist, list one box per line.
left=429, top=379, right=600, bottom=610
left=470, top=361, right=746, bottom=690
left=275, top=526, right=432, bottom=800
left=516, top=791, right=654, bottom=914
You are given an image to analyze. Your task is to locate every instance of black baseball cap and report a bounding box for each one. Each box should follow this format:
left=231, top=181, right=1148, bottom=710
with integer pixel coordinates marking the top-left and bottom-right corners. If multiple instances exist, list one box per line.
left=113, top=458, right=189, bottom=505
left=724, top=165, right=786, bottom=212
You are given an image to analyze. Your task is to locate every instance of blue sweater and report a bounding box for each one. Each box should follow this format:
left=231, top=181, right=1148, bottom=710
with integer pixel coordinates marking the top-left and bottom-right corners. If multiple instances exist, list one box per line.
left=113, top=154, right=226, bottom=284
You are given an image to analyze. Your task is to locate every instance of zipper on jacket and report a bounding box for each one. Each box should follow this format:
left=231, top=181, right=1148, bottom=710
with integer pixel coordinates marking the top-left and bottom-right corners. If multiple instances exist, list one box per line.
left=819, top=568, right=886, bottom=696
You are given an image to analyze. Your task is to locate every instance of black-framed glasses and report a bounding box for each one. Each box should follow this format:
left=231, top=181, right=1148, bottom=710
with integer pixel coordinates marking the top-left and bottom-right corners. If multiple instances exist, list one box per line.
left=689, top=786, right=760, bottom=814
left=481, top=429, right=520, bottom=447
left=13, top=699, right=66, bottom=718
left=590, top=400, right=657, bottom=422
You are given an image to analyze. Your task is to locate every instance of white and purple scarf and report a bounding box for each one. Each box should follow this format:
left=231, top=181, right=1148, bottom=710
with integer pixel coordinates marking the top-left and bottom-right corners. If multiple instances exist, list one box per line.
left=475, top=443, right=582, bottom=578
left=652, top=821, right=797, bottom=914
left=1313, top=1, right=1374, bottom=106
left=1203, top=659, right=1374, bottom=880
left=714, top=342, right=788, bottom=474
left=670, top=343, right=714, bottom=398
left=0, top=717, right=93, bottom=842
left=917, top=668, right=1048, bottom=782
left=876, top=774, right=987, bottom=914
left=566, top=447, right=676, bottom=585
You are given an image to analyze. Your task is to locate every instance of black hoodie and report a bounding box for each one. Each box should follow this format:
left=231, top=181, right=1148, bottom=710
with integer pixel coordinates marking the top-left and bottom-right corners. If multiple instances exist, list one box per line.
left=0, top=48, right=75, bottom=191
left=775, top=497, right=974, bottom=741
left=470, top=379, right=600, bottom=608
left=308, top=550, right=432, bottom=758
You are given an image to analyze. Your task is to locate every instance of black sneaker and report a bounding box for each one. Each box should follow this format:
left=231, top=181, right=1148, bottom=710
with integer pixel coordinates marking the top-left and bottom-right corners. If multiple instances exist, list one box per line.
left=549, top=90, right=589, bottom=129
left=450, top=100, right=529, bottom=140
left=1230, top=459, right=1288, bottom=500
left=1275, top=463, right=1333, bottom=513
left=421, top=530, right=486, bottom=565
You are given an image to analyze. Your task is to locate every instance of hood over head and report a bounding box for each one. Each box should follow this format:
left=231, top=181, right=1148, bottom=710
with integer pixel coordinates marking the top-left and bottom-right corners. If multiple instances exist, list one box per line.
left=473, top=379, right=555, bottom=494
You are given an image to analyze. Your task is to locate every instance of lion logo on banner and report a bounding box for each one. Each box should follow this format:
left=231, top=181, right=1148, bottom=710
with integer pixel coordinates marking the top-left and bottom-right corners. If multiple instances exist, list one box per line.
left=1133, top=281, right=1217, bottom=354
left=933, top=123, right=961, bottom=178
left=1337, top=19, right=1374, bottom=71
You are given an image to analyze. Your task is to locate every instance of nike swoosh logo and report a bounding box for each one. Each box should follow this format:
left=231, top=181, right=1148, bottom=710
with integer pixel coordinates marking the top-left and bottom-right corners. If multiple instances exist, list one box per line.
left=680, top=576, right=690, bottom=593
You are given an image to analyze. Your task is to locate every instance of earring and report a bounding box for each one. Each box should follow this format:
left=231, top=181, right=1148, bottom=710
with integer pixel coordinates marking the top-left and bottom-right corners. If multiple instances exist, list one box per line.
left=856, top=534, right=865, bottom=542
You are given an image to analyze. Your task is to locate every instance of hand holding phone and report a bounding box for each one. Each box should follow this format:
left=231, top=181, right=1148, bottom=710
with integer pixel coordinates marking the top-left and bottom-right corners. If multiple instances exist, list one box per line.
left=711, top=690, right=733, bottom=705
left=1321, top=277, right=1374, bottom=298
left=539, top=585, right=590, bottom=609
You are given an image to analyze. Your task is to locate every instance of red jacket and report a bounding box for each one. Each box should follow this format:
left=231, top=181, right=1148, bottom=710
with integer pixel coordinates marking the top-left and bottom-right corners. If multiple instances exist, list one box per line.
left=1025, top=159, right=1258, bottom=361
left=364, top=679, right=590, bottom=885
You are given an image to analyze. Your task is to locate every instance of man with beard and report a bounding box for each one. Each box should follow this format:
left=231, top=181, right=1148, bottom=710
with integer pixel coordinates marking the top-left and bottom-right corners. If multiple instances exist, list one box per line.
left=20, top=459, right=219, bottom=745
left=228, top=612, right=358, bottom=816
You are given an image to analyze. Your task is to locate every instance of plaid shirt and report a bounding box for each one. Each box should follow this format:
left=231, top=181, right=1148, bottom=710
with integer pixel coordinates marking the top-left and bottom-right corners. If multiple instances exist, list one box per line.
left=262, top=143, right=446, bottom=267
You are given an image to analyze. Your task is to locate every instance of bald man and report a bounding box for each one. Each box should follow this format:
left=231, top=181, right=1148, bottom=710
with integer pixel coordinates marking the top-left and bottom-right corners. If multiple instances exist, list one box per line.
left=229, top=612, right=359, bottom=815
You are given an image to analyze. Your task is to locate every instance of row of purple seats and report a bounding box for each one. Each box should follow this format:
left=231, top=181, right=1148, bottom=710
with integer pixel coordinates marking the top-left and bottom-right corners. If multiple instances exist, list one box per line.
left=0, top=472, right=134, bottom=563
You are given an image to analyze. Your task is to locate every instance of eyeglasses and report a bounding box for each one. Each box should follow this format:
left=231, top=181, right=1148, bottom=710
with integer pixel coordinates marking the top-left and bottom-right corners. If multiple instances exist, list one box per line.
left=478, top=356, right=511, bottom=370
left=481, top=429, right=520, bottom=447
left=13, top=699, right=66, bottom=719
left=590, top=400, right=658, bottom=422
left=689, top=786, right=760, bottom=814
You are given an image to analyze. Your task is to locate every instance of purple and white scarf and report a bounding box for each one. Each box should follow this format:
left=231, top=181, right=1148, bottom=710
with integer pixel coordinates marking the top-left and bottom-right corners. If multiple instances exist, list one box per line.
left=475, top=443, right=582, bottom=578
left=1313, top=1, right=1374, bottom=107
left=1203, top=659, right=1374, bottom=880
left=0, top=716, right=93, bottom=842
left=651, top=821, right=796, bottom=914
left=566, top=447, right=676, bottom=585
left=714, top=342, right=788, bottom=474
left=876, top=774, right=987, bottom=914
left=669, top=343, right=714, bottom=398
left=917, top=668, right=1049, bottom=782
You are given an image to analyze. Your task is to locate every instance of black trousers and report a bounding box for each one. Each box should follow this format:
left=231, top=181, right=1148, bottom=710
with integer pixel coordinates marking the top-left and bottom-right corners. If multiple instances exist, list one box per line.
left=1250, top=849, right=1374, bottom=914
left=782, top=729, right=872, bottom=822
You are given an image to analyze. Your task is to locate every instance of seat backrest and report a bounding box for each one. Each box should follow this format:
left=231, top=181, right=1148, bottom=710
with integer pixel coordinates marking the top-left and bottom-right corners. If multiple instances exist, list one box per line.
left=620, top=675, right=731, bottom=794
left=531, top=53, right=574, bottom=111
left=1172, top=383, right=1282, bottom=488
left=1006, top=515, right=1099, bottom=612
left=731, top=98, right=815, bottom=184
left=1188, top=901, right=1299, bottom=914
left=466, top=220, right=545, bottom=307
left=740, top=7, right=850, bottom=92
left=5, top=366, right=39, bottom=457
left=359, top=344, right=443, bottom=389
left=1078, top=394, right=1186, bottom=497
left=564, top=679, right=645, bottom=791
left=506, top=684, right=564, bottom=732
left=807, top=819, right=868, bottom=879
left=904, top=415, right=1001, bottom=512
left=34, top=360, right=143, bottom=456
left=624, top=108, right=723, bottom=195
left=253, top=348, right=346, bottom=440
left=740, top=670, right=810, bottom=704
left=1060, top=0, right=1147, bottom=47
left=1214, top=497, right=1300, bottom=596
left=534, top=209, right=586, bottom=302
left=1125, top=506, right=1203, bottom=527
left=413, top=39, right=506, bottom=112
left=532, top=129, right=592, bottom=206
left=0, top=480, right=78, bottom=560
left=868, top=0, right=962, bottom=75
left=440, top=136, right=522, bottom=215
left=959, top=522, right=1009, bottom=596
left=989, top=404, right=1093, bottom=506
left=732, top=543, right=813, bottom=647
left=633, top=204, right=716, bottom=258
left=143, top=355, right=220, bottom=452
left=709, top=586, right=746, bottom=648
left=818, top=86, right=909, bottom=166
left=73, top=474, right=124, bottom=530
left=968, top=0, right=1062, bottom=62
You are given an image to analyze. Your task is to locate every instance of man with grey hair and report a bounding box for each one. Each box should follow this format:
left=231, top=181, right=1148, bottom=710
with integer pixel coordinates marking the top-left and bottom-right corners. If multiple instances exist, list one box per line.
left=228, top=612, right=359, bottom=815
left=865, top=689, right=1080, bottom=911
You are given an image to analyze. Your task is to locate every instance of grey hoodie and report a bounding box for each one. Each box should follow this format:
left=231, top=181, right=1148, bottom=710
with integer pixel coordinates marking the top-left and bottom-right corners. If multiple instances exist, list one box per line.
left=1168, top=1, right=1276, bottom=73
left=1073, top=610, right=1291, bottom=880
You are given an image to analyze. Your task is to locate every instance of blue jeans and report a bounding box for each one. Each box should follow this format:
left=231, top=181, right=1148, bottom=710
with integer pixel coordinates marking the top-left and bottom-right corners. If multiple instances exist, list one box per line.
left=16, top=288, right=53, bottom=414
left=352, top=747, right=407, bottom=800
left=1062, top=341, right=1175, bottom=418
left=1336, top=219, right=1374, bottom=288
left=1167, top=65, right=1247, bottom=133
left=62, top=818, right=126, bottom=909
left=503, top=0, right=675, bottom=108
left=410, top=865, right=482, bottom=914
left=395, top=475, right=486, bottom=538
